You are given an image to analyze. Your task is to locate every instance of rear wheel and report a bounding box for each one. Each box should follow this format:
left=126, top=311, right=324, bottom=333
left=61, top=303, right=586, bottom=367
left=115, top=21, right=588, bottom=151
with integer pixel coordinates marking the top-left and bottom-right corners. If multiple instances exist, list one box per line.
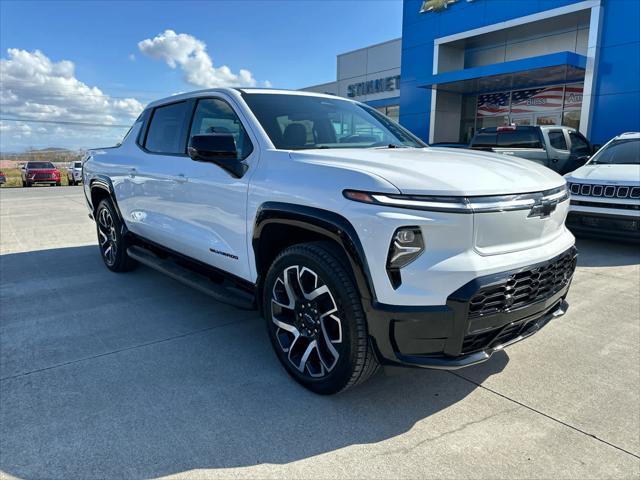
left=69, top=177, right=75, bottom=186
left=95, top=199, right=136, bottom=272
left=263, top=242, right=379, bottom=394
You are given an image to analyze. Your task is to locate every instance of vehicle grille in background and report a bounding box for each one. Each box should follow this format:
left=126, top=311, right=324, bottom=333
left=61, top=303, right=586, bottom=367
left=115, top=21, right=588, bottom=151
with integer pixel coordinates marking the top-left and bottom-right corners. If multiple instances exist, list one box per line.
left=34, top=173, right=53, bottom=179
left=468, top=251, right=576, bottom=319
left=569, top=183, right=640, bottom=199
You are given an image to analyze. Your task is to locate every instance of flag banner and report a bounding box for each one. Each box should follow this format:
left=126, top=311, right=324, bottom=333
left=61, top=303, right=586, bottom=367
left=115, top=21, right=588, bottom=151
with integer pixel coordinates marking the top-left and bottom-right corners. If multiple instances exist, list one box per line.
left=563, top=84, right=583, bottom=110
left=476, top=92, right=510, bottom=117
left=510, top=86, right=564, bottom=113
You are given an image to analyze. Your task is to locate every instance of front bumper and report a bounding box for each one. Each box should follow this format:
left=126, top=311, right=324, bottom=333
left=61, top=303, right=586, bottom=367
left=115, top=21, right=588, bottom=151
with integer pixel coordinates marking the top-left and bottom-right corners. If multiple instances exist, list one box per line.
left=367, top=246, right=577, bottom=369
left=567, top=211, right=640, bottom=240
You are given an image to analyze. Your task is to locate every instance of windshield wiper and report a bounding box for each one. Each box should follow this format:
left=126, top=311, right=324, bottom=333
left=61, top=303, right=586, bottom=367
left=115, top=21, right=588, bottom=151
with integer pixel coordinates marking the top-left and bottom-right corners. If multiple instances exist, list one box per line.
left=370, top=143, right=409, bottom=149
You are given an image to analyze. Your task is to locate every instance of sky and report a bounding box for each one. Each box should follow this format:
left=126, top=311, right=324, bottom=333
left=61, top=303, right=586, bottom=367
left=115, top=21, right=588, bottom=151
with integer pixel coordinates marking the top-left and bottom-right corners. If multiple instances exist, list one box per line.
left=0, top=0, right=403, bottom=152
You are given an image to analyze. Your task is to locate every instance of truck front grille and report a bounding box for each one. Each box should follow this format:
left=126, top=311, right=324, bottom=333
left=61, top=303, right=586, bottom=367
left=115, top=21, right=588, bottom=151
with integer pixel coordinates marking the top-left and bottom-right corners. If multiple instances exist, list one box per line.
left=468, top=251, right=576, bottom=319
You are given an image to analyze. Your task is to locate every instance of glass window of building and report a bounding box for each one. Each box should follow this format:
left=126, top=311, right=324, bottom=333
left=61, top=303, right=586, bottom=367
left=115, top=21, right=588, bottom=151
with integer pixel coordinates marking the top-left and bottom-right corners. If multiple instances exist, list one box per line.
left=374, top=105, right=400, bottom=123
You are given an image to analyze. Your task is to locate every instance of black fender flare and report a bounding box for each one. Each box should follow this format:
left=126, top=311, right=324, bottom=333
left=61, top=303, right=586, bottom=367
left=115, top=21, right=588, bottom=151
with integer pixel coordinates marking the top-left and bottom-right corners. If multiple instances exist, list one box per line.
left=252, top=202, right=377, bottom=303
left=89, top=176, right=127, bottom=233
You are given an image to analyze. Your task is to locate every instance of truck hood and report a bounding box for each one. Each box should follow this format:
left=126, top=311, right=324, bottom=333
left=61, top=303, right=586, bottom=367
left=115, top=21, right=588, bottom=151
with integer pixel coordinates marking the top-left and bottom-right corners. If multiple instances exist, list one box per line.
left=565, top=163, right=640, bottom=184
left=291, top=147, right=564, bottom=196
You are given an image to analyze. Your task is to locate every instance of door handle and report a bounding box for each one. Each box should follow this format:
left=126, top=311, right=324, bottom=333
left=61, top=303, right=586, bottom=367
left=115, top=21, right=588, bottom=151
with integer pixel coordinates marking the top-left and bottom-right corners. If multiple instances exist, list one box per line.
left=174, top=173, right=188, bottom=183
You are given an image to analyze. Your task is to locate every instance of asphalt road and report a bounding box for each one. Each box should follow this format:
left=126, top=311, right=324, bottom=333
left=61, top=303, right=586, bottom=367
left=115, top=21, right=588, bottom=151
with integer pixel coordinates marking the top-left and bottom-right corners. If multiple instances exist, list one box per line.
left=1, top=186, right=639, bottom=479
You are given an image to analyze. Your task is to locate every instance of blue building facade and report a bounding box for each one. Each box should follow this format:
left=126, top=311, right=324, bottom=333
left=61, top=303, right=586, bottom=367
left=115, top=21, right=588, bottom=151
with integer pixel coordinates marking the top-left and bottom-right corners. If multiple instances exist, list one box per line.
left=399, top=0, right=640, bottom=145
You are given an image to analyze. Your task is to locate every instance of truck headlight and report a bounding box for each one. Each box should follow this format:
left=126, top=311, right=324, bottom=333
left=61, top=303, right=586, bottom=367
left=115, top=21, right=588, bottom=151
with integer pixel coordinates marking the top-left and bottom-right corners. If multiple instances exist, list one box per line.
left=387, top=227, right=424, bottom=269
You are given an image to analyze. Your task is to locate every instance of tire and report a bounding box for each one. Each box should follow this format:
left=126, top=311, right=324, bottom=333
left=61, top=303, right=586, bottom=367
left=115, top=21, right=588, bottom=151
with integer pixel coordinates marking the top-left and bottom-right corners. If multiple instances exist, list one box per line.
left=69, top=178, right=75, bottom=186
left=95, top=199, right=137, bottom=272
left=26, top=181, right=32, bottom=187
left=263, top=242, right=379, bottom=394
left=56, top=182, right=61, bottom=187
left=22, top=180, right=26, bottom=187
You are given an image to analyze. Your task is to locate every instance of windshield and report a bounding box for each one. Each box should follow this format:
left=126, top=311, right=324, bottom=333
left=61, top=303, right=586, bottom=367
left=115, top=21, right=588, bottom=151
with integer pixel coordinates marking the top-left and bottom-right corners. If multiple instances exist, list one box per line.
left=73, top=162, right=82, bottom=168
left=589, top=138, right=640, bottom=165
left=242, top=93, right=425, bottom=150
left=27, top=162, right=55, bottom=169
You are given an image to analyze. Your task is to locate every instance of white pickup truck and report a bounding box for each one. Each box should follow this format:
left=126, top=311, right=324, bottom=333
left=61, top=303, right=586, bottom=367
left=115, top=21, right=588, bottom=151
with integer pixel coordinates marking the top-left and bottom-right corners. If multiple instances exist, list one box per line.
left=83, top=88, right=576, bottom=394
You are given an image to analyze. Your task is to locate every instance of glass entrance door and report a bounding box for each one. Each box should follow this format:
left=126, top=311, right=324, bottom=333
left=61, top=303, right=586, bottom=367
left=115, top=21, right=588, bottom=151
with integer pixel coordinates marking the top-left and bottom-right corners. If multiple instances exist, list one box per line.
left=535, top=113, right=561, bottom=126
left=510, top=114, right=533, bottom=126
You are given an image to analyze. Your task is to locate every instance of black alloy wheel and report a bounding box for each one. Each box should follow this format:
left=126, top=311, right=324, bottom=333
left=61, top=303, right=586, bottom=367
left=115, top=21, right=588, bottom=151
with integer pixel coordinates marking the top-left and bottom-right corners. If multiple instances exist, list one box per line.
left=264, top=242, right=379, bottom=394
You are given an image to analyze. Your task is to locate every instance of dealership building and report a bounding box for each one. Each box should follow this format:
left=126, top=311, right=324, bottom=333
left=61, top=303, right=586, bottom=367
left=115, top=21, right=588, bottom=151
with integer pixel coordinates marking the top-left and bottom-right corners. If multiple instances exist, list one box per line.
left=304, top=0, right=640, bottom=145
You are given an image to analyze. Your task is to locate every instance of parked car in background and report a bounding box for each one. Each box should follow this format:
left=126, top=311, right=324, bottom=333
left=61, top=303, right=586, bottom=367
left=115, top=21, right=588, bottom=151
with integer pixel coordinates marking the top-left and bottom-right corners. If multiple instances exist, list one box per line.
left=0, top=171, right=6, bottom=185
left=67, top=161, right=83, bottom=185
left=469, top=125, right=595, bottom=174
left=21, top=161, right=61, bottom=187
left=83, top=88, right=576, bottom=394
left=565, top=132, right=640, bottom=240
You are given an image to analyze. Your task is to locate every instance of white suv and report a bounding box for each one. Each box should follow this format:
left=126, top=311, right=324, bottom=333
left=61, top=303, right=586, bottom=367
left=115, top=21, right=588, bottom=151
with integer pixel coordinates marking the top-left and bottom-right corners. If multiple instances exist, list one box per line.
left=67, top=161, right=83, bottom=185
left=83, top=89, right=576, bottom=394
left=565, top=132, right=640, bottom=240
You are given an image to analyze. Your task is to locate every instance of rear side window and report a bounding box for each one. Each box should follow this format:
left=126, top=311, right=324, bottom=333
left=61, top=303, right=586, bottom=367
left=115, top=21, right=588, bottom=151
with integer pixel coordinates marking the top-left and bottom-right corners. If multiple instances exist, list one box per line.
left=497, top=130, right=542, bottom=148
left=471, top=132, right=498, bottom=147
left=569, top=132, right=590, bottom=155
left=145, top=102, right=190, bottom=154
left=548, top=130, right=568, bottom=150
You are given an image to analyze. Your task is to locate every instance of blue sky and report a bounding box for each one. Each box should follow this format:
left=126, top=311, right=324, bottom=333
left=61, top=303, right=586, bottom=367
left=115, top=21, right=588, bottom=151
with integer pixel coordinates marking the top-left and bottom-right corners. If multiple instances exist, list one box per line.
left=0, top=1, right=403, bottom=151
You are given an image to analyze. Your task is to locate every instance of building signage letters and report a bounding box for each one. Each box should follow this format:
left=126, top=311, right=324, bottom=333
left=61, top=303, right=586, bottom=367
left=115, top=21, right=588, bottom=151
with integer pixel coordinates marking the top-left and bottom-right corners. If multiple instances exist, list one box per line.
left=420, top=0, right=474, bottom=14
left=347, top=75, right=400, bottom=98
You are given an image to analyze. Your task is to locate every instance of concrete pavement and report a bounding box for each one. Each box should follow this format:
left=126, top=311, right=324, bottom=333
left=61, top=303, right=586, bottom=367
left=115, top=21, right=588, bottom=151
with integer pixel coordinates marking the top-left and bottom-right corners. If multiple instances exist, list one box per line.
left=1, top=186, right=638, bottom=479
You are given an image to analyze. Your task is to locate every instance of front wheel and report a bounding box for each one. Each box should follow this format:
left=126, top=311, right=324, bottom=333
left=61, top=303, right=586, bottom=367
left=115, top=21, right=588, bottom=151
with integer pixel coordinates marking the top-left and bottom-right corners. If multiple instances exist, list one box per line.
left=95, top=199, right=136, bottom=272
left=263, top=242, right=379, bottom=394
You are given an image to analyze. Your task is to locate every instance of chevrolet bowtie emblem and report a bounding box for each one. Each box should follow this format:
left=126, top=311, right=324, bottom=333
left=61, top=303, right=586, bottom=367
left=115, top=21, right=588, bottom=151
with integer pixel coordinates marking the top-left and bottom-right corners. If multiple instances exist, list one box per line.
left=420, top=0, right=474, bottom=13
left=528, top=200, right=557, bottom=219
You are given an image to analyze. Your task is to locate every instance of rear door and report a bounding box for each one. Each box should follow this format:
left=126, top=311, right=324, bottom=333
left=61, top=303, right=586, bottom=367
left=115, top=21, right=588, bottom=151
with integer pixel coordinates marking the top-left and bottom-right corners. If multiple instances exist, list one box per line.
left=543, top=128, right=571, bottom=173
left=119, top=100, right=192, bottom=247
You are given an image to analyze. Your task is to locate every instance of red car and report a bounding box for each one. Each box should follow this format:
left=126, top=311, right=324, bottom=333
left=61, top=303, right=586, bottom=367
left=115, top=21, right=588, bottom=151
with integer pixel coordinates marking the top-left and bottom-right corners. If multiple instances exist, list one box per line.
left=21, top=161, right=61, bottom=187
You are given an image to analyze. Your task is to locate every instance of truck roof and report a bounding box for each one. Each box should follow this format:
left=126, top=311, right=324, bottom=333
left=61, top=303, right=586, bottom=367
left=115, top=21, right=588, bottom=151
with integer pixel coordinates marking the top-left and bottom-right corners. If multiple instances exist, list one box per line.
left=146, top=87, right=353, bottom=110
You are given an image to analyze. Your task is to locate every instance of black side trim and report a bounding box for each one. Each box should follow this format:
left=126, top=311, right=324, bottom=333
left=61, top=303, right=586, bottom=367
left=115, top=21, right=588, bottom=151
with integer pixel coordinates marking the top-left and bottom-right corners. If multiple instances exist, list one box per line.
left=252, top=202, right=376, bottom=302
left=130, top=233, right=256, bottom=296
left=89, top=176, right=126, bottom=229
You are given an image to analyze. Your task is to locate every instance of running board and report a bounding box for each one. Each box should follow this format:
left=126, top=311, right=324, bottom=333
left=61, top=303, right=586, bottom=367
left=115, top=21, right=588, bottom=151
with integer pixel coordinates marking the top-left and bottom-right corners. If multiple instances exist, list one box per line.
left=126, top=246, right=255, bottom=310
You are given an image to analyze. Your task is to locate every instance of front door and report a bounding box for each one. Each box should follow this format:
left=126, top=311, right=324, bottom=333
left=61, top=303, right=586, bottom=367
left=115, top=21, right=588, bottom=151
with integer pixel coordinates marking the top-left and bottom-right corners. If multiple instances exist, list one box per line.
left=176, top=96, right=258, bottom=280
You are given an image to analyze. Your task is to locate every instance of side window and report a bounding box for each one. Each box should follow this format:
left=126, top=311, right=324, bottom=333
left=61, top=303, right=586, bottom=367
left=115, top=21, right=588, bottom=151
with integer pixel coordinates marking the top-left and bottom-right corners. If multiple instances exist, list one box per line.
left=189, top=98, right=254, bottom=160
left=548, top=130, right=568, bottom=150
left=569, top=132, right=590, bottom=154
left=144, top=102, right=190, bottom=154
left=497, top=130, right=542, bottom=148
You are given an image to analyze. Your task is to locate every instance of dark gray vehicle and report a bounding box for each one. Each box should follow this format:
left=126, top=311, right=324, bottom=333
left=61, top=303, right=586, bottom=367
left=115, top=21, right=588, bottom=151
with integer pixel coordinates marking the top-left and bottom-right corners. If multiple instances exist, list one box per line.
left=469, top=125, right=596, bottom=174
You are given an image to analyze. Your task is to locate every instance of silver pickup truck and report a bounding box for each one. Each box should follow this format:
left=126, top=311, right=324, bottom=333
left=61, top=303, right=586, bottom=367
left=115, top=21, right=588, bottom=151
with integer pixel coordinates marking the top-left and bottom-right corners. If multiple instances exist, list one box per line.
left=469, top=125, right=596, bottom=175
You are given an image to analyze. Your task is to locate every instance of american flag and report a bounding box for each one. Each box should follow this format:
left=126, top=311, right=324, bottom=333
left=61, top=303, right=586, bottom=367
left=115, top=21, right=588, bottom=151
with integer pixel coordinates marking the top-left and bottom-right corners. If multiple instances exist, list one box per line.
left=563, top=85, right=583, bottom=109
left=510, top=86, right=564, bottom=113
left=477, top=92, right=510, bottom=117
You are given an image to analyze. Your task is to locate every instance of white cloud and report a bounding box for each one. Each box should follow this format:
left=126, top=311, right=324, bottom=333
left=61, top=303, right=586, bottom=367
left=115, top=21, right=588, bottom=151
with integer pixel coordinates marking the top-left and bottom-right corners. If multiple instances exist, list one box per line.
left=0, top=48, right=144, bottom=151
left=138, top=30, right=266, bottom=88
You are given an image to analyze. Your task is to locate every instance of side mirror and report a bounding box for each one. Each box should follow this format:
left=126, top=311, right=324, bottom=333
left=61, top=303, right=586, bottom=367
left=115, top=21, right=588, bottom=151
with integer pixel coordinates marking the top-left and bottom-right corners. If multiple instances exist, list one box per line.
left=187, top=133, right=247, bottom=178
left=592, top=144, right=601, bottom=154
